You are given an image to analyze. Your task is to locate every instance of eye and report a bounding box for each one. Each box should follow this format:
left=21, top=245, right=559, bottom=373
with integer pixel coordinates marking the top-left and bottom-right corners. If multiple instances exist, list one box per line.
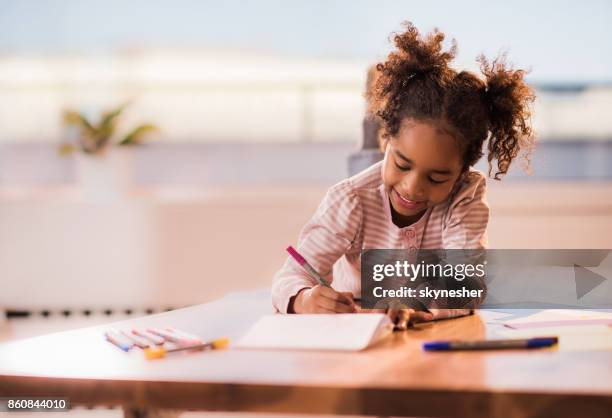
left=428, top=177, right=448, bottom=185
left=394, top=162, right=411, bottom=171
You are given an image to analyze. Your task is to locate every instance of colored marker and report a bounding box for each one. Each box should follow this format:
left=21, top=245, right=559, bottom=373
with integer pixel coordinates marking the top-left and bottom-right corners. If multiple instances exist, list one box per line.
left=423, top=336, right=559, bottom=351
left=120, top=330, right=151, bottom=348
left=286, top=245, right=331, bottom=288
left=147, top=327, right=197, bottom=345
left=144, top=337, right=230, bottom=360
left=104, top=330, right=134, bottom=352
left=132, top=329, right=165, bottom=345
left=165, top=327, right=202, bottom=344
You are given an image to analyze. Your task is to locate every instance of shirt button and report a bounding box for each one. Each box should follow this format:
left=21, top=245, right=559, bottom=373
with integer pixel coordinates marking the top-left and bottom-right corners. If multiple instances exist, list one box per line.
left=405, top=229, right=415, bottom=239
left=409, top=246, right=418, bottom=253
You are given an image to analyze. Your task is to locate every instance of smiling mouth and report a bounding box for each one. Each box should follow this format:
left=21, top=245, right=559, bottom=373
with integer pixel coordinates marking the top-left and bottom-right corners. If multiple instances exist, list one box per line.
left=393, top=188, right=425, bottom=208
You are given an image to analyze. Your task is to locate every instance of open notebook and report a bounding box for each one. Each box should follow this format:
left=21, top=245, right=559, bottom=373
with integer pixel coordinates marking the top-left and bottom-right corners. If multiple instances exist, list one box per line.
left=235, top=313, right=393, bottom=351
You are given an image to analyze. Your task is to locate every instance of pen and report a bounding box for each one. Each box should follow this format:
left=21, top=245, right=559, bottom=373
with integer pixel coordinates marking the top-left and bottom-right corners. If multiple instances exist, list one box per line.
left=164, top=327, right=203, bottom=344
left=120, top=330, right=151, bottom=348
left=423, top=336, right=559, bottom=351
left=144, top=337, right=230, bottom=360
left=132, top=328, right=165, bottom=345
left=147, top=327, right=198, bottom=345
left=104, top=330, right=134, bottom=352
left=286, top=245, right=331, bottom=288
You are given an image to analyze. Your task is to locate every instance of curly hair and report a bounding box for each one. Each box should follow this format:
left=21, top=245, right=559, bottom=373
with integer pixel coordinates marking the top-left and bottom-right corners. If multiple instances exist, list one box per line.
left=368, top=22, right=535, bottom=179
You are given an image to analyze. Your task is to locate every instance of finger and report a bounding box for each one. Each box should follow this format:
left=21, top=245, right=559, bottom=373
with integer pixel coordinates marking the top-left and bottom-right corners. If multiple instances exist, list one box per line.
left=318, top=287, right=355, bottom=307
left=340, top=291, right=355, bottom=303
left=427, top=309, right=470, bottom=320
left=356, top=308, right=385, bottom=314
left=411, top=311, right=434, bottom=322
left=328, top=298, right=357, bottom=313
left=313, top=306, right=337, bottom=314
left=394, top=309, right=415, bottom=330
left=318, top=296, right=357, bottom=313
left=317, top=286, right=348, bottom=300
left=340, top=292, right=357, bottom=309
left=386, top=309, right=400, bottom=323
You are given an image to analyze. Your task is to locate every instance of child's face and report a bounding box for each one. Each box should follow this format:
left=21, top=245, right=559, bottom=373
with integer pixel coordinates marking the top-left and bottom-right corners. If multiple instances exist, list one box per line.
left=382, top=119, right=464, bottom=224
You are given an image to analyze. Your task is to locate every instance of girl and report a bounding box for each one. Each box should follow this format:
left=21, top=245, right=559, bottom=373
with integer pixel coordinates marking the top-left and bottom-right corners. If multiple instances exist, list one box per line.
left=272, top=22, right=535, bottom=321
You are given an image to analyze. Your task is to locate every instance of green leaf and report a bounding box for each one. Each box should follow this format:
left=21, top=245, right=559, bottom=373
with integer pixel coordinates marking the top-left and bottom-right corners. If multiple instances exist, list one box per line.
left=98, top=103, right=127, bottom=134
left=93, top=103, right=130, bottom=151
left=118, top=123, right=158, bottom=145
left=62, top=110, right=96, bottom=136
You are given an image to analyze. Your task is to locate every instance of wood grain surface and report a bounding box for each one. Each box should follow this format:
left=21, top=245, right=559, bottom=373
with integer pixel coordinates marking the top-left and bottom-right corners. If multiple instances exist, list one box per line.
left=1, top=290, right=611, bottom=418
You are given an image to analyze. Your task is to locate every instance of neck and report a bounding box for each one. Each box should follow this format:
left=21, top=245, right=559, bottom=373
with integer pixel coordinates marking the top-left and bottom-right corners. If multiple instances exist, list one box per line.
left=389, top=200, right=426, bottom=228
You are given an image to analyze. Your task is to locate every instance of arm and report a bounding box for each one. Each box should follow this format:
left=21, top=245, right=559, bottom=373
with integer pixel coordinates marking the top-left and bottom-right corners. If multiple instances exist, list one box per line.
left=271, top=180, right=363, bottom=313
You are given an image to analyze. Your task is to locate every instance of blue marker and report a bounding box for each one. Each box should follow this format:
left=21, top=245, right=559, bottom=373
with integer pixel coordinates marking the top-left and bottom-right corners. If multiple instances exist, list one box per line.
left=105, top=330, right=134, bottom=352
left=423, top=336, right=558, bottom=351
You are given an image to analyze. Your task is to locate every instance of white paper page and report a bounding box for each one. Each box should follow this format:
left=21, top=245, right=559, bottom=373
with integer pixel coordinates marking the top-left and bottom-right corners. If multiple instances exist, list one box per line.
left=476, top=310, right=514, bottom=323
left=504, top=309, right=612, bottom=329
left=494, top=325, right=612, bottom=352
left=549, top=310, right=612, bottom=320
left=235, top=314, right=393, bottom=351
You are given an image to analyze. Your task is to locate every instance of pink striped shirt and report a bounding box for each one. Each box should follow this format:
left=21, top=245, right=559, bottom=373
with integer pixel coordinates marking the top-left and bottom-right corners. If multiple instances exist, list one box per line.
left=272, top=161, right=489, bottom=313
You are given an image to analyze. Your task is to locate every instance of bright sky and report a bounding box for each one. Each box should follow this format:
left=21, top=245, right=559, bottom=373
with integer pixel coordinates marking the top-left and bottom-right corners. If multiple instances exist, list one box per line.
left=0, top=0, right=611, bottom=83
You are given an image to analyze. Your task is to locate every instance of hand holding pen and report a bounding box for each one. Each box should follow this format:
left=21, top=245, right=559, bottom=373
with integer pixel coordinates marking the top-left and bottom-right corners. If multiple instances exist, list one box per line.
left=286, top=246, right=434, bottom=325
left=286, top=246, right=357, bottom=314
left=292, top=286, right=357, bottom=314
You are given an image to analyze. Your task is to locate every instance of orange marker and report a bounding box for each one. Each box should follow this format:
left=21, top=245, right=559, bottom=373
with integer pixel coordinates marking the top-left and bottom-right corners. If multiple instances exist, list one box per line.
left=144, top=337, right=229, bottom=360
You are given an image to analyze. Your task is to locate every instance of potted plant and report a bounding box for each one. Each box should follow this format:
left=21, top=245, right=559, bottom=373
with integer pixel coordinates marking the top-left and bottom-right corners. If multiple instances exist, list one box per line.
left=60, top=103, right=157, bottom=155
left=59, top=104, right=158, bottom=199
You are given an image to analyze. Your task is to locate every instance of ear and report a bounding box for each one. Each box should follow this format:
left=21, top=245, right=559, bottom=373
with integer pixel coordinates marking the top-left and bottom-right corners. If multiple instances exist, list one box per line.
left=379, top=135, right=390, bottom=153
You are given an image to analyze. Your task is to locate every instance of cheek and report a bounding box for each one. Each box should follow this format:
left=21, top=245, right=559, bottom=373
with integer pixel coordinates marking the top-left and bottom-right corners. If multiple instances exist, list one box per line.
left=428, top=183, right=456, bottom=204
left=381, top=158, right=399, bottom=185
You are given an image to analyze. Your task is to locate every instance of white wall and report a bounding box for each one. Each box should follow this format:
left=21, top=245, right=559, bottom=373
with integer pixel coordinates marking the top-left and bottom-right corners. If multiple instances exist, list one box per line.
left=2, top=181, right=612, bottom=311
left=1, top=51, right=611, bottom=144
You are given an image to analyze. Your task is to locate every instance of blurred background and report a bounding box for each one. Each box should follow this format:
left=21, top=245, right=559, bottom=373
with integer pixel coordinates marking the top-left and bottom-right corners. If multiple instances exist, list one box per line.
left=1, top=0, right=611, bottom=350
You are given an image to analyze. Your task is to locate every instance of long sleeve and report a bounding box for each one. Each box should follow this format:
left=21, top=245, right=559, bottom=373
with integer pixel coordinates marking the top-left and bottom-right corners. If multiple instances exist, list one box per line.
left=271, top=179, right=363, bottom=313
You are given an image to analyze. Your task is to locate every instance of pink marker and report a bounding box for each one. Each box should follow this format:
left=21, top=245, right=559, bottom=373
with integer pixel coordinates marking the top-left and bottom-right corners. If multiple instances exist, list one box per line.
left=165, top=328, right=202, bottom=344
left=286, top=245, right=331, bottom=288
left=120, top=330, right=151, bottom=349
left=147, top=328, right=196, bottom=346
left=132, top=329, right=165, bottom=345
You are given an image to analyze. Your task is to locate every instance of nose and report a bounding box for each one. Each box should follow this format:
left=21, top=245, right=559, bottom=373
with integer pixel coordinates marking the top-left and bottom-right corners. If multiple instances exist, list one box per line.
left=398, top=172, right=426, bottom=201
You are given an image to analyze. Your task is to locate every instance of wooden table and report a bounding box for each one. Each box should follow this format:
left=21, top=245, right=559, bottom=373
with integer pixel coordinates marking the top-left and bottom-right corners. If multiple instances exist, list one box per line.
left=1, top=289, right=611, bottom=418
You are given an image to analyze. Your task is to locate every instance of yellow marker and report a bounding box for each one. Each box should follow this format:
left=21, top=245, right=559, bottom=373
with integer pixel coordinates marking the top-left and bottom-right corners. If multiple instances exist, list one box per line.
left=144, top=337, right=230, bottom=360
